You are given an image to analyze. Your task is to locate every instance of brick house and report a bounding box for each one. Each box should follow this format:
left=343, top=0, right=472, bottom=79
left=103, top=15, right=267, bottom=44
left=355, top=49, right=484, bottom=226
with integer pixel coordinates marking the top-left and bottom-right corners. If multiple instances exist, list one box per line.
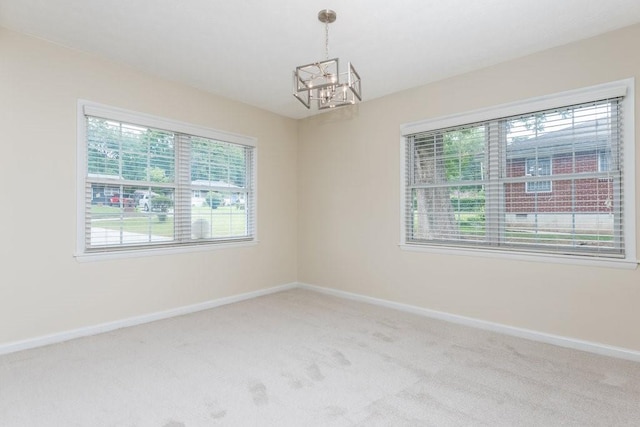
left=504, top=119, right=615, bottom=231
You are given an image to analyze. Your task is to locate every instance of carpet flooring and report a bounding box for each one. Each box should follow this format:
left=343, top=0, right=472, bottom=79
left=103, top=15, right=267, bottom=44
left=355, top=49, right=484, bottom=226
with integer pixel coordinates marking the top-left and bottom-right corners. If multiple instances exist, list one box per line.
left=1, top=288, right=639, bottom=426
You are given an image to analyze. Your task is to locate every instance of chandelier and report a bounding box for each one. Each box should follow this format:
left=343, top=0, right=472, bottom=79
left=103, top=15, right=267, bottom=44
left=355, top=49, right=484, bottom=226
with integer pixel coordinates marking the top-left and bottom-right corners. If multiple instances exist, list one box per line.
left=293, top=9, right=362, bottom=110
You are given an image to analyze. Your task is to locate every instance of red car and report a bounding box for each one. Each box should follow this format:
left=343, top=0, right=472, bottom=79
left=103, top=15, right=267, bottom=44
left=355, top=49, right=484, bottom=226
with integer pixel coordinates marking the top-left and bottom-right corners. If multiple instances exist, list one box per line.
left=109, top=193, right=135, bottom=207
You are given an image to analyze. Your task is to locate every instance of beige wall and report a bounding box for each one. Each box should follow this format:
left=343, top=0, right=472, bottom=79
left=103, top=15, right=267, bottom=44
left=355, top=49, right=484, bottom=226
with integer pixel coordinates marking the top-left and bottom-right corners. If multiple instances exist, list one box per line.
left=0, top=28, right=298, bottom=344
left=298, top=24, right=640, bottom=352
left=2, top=22, right=640, bottom=354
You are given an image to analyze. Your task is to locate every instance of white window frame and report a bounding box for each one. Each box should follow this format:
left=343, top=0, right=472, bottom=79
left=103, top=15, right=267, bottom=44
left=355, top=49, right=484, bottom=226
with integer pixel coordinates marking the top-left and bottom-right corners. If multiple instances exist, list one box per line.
left=525, top=157, right=552, bottom=193
left=76, top=100, right=258, bottom=261
left=598, top=149, right=611, bottom=173
left=400, top=79, right=637, bottom=269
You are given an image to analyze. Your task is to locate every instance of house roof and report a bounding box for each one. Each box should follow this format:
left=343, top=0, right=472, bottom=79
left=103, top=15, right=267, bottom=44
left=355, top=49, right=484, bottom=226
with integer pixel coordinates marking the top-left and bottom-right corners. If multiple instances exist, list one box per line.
left=191, top=180, right=240, bottom=189
left=508, top=119, right=614, bottom=157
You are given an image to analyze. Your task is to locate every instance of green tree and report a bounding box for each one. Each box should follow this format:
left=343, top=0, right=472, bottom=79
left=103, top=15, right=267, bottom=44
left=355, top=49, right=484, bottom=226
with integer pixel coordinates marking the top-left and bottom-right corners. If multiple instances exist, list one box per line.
left=413, top=134, right=459, bottom=240
left=87, top=118, right=175, bottom=182
left=413, top=126, right=485, bottom=240
left=147, top=166, right=171, bottom=183
left=191, top=137, right=247, bottom=186
left=443, top=127, right=484, bottom=184
left=151, top=194, right=173, bottom=221
left=87, top=118, right=121, bottom=176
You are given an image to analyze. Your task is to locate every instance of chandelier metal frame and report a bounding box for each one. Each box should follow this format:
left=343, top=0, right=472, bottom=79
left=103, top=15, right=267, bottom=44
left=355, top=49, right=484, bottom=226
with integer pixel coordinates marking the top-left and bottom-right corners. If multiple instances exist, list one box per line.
left=293, top=9, right=362, bottom=110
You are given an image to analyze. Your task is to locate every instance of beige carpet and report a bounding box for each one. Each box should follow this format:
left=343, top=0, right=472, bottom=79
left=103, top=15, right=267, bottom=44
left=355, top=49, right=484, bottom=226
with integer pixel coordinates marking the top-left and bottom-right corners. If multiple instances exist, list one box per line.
left=1, top=288, right=639, bottom=426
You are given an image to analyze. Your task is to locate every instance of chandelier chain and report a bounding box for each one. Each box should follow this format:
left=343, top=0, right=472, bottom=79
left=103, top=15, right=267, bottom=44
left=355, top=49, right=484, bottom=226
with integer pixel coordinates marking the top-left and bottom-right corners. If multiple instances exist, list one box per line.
left=324, top=20, right=329, bottom=60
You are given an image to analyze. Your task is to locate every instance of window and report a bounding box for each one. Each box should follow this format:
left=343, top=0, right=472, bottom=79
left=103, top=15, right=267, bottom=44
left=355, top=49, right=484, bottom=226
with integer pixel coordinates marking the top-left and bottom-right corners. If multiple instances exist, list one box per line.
left=598, top=149, right=611, bottom=172
left=77, top=101, right=256, bottom=259
left=400, top=80, right=636, bottom=267
left=525, top=157, right=551, bottom=193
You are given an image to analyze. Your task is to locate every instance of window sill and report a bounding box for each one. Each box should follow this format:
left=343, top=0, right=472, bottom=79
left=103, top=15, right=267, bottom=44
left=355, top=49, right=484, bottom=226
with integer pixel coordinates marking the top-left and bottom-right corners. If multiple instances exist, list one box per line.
left=399, top=243, right=638, bottom=270
left=75, top=240, right=258, bottom=262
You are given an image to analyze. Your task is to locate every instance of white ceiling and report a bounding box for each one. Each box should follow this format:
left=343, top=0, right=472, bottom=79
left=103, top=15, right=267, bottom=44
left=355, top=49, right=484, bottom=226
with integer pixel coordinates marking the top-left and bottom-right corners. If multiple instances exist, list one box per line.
left=2, top=0, right=640, bottom=119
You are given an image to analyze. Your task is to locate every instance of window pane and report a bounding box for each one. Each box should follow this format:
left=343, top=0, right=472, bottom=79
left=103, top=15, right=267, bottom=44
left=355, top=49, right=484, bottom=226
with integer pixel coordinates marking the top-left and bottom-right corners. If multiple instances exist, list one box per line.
left=505, top=178, right=615, bottom=251
left=410, top=186, right=485, bottom=242
left=87, top=118, right=175, bottom=182
left=524, top=158, right=552, bottom=193
left=189, top=137, right=251, bottom=240
left=408, top=126, right=486, bottom=242
left=88, top=187, right=174, bottom=247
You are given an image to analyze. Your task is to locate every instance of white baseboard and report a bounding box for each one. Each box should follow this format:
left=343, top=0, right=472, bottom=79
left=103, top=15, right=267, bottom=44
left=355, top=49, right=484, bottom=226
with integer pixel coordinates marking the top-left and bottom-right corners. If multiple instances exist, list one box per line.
left=297, top=282, right=640, bottom=363
left=0, top=282, right=298, bottom=356
left=3, top=281, right=639, bottom=363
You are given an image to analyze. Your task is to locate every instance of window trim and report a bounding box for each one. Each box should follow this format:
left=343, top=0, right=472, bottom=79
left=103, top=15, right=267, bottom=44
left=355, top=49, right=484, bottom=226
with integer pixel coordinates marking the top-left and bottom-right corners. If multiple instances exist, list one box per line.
left=75, top=100, right=258, bottom=261
left=598, top=149, right=611, bottom=173
left=399, top=79, right=637, bottom=268
left=524, top=157, right=552, bottom=193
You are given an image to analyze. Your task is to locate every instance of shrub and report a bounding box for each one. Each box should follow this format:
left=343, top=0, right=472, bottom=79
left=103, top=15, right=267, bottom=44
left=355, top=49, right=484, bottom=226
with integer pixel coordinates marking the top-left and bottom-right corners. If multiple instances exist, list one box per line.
left=207, top=192, right=223, bottom=209
left=151, top=194, right=173, bottom=221
left=452, top=197, right=485, bottom=212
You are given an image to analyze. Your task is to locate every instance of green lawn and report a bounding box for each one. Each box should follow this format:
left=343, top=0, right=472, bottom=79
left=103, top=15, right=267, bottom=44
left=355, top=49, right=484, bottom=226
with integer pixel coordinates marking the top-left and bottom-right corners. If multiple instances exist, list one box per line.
left=91, top=205, right=248, bottom=238
left=414, top=211, right=614, bottom=245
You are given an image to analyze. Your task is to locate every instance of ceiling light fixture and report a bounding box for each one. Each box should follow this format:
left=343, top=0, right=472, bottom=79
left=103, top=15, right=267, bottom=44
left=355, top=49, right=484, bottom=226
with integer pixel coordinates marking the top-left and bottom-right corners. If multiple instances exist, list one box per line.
left=293, top=9, right=362, bottom=110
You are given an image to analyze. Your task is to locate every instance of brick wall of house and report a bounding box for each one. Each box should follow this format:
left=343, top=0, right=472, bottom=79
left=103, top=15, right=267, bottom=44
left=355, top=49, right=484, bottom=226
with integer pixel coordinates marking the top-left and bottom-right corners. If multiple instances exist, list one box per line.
left=505, top=151, right=613, bottom=213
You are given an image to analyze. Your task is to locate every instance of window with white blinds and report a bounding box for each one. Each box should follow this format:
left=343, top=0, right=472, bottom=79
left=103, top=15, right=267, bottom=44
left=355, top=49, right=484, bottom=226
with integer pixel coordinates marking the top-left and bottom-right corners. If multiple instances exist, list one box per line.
left=77, top=101, right=256, bottom=258
left=401, top=80, right=636, bottom=266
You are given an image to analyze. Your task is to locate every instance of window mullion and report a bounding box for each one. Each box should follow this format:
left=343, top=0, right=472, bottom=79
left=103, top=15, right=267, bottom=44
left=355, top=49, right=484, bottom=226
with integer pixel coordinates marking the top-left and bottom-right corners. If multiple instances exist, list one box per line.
left=174, top=133, right=192, bottom=241
left=485, top=120, right=503, bottom=246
